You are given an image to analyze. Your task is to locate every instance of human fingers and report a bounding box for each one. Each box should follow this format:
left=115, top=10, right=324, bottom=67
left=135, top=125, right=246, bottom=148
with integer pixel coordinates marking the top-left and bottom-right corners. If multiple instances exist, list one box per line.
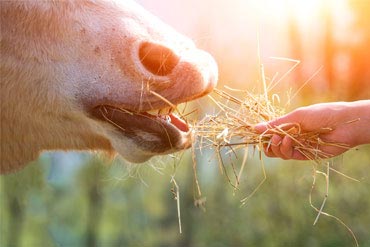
left=261, top=134, right=289, bottom=159
left=269, top=135, right=287, bottom=159
left=254, top=122, right=269, bottom=134
left=279, top=136, right=309, bottom=160
left=265, top=134, right=309, bottom=160
left=280, top=135, right=294, bottom=159
left=262, top=135, right=310, bottom=160
left=255, top=110, right=303, bottom=135
left=263, top=145, right=277, bottom=158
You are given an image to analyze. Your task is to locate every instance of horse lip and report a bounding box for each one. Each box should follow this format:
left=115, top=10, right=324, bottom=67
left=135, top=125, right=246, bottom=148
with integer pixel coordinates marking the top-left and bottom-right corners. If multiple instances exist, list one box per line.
left=90, top=105, right=192, bottom=153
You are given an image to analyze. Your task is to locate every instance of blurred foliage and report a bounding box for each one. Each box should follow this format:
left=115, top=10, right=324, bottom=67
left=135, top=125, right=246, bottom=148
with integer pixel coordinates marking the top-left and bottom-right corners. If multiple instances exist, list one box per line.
left=1, top=145, right=370, bottom=247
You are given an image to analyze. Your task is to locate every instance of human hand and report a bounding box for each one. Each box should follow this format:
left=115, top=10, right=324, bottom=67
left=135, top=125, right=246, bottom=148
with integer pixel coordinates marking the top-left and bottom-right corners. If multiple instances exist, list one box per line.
left=254, top=100, right=370, bottom=160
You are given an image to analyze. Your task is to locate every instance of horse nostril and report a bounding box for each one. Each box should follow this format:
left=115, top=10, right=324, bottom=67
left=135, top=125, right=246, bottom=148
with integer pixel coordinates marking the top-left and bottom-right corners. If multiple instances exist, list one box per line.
left=138, top=42, right=180, bottom=76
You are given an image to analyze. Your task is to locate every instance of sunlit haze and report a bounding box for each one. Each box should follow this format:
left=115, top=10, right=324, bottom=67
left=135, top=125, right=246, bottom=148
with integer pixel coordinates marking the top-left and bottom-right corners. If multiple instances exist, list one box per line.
left=138, top=0, right=369, bottom=103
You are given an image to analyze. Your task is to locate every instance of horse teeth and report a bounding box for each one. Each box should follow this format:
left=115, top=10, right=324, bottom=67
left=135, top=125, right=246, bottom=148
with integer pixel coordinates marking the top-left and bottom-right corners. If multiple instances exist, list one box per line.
left=146, top=106, right=175, bottom=116
left=158, top=115, right=171, bottom=122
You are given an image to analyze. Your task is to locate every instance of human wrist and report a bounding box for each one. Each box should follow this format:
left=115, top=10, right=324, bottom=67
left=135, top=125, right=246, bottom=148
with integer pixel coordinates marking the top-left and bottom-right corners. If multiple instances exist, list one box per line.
left=348, top=100, right=370, bottom=146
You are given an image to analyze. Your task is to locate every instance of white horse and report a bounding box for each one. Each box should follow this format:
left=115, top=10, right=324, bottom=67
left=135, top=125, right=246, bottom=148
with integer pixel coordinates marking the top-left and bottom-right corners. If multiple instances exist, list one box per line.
left=0, top=0, right=218, bottom=174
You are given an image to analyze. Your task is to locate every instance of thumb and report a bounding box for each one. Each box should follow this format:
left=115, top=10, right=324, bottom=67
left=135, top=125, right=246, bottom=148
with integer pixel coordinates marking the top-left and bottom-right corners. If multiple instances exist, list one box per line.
left=254, top=121, right=269, bottom=134
left=254, top=114, right=295, bottom=134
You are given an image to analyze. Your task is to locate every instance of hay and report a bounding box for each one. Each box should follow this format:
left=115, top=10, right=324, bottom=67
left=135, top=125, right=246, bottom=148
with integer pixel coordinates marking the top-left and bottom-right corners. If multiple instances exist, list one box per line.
left=138, top=54, right=359, bottom=246
left=190, top=86, right=359, bottom=247
left=193, top=87, right=350, bottom=161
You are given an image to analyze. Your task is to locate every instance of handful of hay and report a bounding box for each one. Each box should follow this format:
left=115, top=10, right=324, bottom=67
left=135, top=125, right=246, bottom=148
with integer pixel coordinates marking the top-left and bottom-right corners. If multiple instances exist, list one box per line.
left=193, top=86, right=349, bottom=161
left=189, top=86, right=358, bottom=246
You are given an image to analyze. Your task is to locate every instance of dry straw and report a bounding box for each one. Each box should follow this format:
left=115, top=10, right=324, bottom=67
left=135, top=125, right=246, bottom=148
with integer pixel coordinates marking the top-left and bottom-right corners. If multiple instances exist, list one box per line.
left=191, top=75, right=359, bottom=246
left=190, top=87, right=360, bottom=247
left=192, top=85, right=357, bottom=164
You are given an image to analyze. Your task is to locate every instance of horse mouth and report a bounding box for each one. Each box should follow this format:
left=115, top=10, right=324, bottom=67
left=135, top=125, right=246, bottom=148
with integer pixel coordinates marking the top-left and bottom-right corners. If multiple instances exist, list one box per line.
left=90, top=104, right=192, bottom=155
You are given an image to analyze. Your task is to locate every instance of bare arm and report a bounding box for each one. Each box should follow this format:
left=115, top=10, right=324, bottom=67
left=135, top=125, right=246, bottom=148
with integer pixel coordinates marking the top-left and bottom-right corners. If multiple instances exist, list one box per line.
left=254, top=100, right=370, bottom=160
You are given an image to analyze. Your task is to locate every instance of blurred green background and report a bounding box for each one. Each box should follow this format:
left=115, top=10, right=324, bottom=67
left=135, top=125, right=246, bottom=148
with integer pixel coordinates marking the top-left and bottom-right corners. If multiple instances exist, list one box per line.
left=1, top=0, right=370, bottom=246
left=1, top=147, right=370, bottom=247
